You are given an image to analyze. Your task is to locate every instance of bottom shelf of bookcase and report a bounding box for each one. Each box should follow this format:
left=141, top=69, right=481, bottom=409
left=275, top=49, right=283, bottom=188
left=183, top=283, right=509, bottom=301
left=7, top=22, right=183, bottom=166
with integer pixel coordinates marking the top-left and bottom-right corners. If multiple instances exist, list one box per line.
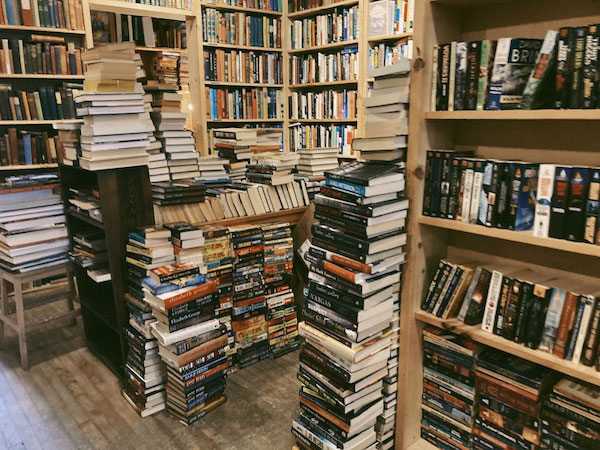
left=415, top=311, right=600, bottom=386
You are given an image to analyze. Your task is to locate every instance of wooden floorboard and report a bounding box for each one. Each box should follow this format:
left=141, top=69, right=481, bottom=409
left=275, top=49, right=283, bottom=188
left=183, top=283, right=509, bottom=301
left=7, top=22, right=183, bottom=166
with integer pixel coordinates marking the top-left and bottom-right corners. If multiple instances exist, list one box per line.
left=0, top=299, right=300, bottom=450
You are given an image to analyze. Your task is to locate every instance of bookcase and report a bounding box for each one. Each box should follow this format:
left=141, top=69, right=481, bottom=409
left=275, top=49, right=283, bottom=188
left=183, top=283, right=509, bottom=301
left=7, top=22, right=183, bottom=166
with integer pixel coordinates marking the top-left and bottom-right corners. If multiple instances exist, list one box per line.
left=399, top=0, right=600, bottom=448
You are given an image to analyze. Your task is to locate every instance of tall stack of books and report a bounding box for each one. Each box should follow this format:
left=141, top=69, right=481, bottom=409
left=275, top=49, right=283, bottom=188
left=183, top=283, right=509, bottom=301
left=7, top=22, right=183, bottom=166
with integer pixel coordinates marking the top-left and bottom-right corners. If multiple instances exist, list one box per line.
left=420, top=326, right=482, bottom=449
left=77, top=42, right=152, bottom=171
left=142, top=83, right=169, bottom=183
left=196, top=157, right=231, bottom=185
left=0, top=174, right=69, bottom=273
left=473, top=349, right=555, bottom=450
left=293, top=161, right=407, bottom=450
left=541, top=378, right=600, bottom=448
left=262, top=223, right=299, bottom=358
left=212, top=128, right=254, bottom=181
left=296, top=148, right=340, bottom=177
left=150, top=52, right=180, bottom=87
left=122, top=227, right=174, bottom=417
left=230, top=225, right=269, bottom=370
left=198, top=226, right=236, bottom=374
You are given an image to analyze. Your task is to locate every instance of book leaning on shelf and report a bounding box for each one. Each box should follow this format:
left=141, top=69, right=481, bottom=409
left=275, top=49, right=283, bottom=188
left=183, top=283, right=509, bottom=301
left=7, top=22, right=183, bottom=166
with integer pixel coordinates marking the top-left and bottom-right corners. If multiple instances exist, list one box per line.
left=0, top=0, right=85, bottom=30
left=0, top=83, right=81, bottom=121
left=0, top=37, right=83, bottom=75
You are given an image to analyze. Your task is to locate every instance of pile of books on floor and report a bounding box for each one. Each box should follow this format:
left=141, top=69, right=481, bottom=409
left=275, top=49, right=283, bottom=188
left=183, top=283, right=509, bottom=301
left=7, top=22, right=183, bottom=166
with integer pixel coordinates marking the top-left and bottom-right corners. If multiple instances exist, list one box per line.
left=262, top=223, right=299, bottom=358
left=293, top=160, right=407, bottom=450
left=198, top=225, right=236, bottom=374
left=151, top=181, right=206, bottom=206
left=420, top=326, right=481, bottom=449
left=122, top=227, right=175, bottom=417
left=77, top=42, right=152, bottom=171
left=230, top=225, right=269, bottom=370
left=296, top=147, right=339, bottom=177
left=150, top=51, right=180, bottom=86
left=196, top=157, right=231, bottom=185
left=0, top=173, right=69, bottom=273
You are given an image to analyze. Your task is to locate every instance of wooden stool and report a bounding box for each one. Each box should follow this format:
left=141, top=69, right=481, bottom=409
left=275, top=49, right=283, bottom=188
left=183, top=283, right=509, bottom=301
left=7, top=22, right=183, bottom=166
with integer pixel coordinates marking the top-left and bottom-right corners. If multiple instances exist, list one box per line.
left=0, top=262, right=79, bottom=369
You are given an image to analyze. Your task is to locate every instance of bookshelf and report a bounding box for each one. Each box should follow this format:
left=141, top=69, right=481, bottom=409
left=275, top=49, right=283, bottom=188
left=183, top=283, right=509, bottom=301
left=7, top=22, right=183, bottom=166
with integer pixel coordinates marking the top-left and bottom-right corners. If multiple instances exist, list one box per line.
left=191, top=206, right=309, bottom=228
left=400, top=0, right=600, bottom=448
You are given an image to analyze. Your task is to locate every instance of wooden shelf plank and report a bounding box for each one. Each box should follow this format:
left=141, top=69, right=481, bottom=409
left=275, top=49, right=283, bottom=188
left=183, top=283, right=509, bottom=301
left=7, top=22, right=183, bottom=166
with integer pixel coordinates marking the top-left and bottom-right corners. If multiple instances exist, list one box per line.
left=202, top=42, right=283, bottom=52
left=88, top=0, right=191, bottom=20
left=0, top=74, right=85, bottom=80
left=207, top=118, right=284, bottom=123
left=419, top=216, right=600, bottom=257
left=425, top=110, right=600, bottom=120
left=289, top=80, right=358, bottom=89
left=0, top=163, right=58, bottom=171
left=194, top=207, right=309, bottom=228
left=287, top=0, right=359, bottom=19
left=367, top=32, right=413, bottom=44
left=415, top=311, right=600, bottom=386
left=0, top=25, right=86, bottom=35
left=288, top=39, right=359, bottom=54
left=135, top=46, right=187, bottom=53
left=407, top=438, right=438, bottom=450
left=67, top=209, right=105, bottom=231
left=204, top=81, right=283, bottom=88
left=199, top=2, right=283, bottom=16
left=0, top=119, right=83, bottom=126
left=290, top=118, right=358, bottom=123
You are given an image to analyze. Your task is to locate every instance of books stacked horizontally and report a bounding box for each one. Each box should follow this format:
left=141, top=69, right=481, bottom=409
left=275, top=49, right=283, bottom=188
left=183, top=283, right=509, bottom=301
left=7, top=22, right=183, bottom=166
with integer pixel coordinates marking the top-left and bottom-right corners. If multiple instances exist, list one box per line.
left=196, top=156, right=231, bottom=185
left=0, top=174, right=69, bottom=273
left=293, top=161, right=408, bottom=450
left=420, top=326, right=481, bottom=449
left=262, top=223, right=299, bottom=358
left=212, top=128, right=254, bottom=181
left=541, top=378, right=600, bottom=447
left=358, top=59, right=410, bottom=163
left=179, top=53, right=190, bottom=90
left=77, top=42, right=152, bottom=171
left=198, top=226, right=235, bottom=374
left=246, top=152, right=299, bottom=186
left=67, top=186, right=102, bottom=224
left=142, top=85, right=169, bottom=183
left=230, top=225, right=268, bottom=370
left=473, top=349, right=555, bottom=450
left=122, top=227, right=174, bottom=418
left=422, top=259, right=600, bottom=370
left=55, top=122, right=82, bottom=166
left=151, top=181, right=206, bottom=207
left=296, top=147, right=339, bottom=177
left=150, top=51, right=180, bottom=87
left=70, top=226, right=108, bottom=270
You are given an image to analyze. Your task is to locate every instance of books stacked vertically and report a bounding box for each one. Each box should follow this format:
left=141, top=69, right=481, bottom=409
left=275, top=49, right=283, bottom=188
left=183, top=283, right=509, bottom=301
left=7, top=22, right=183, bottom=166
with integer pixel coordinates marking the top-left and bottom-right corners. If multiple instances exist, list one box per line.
left=196, top=156, right=231, bottom=185
left=0, top=83, right=82, bottom=121
left=198, top=225, right=235, bottom=374
left=420, top=326, right=482, bottom=449
left=0, top=0, right=86, bottom=30
left=151, top=181, right=206, bottom=206
left=77, top=42, right=152, bottom=171
left=262, top=223, right=298, bottom=358
left=55, top=122, right=82, bottom=166
left=230, top=225, right=268, bottom=369
left=296, top=148, right=339, bottom=177
left=541, top=378, right=600, bottom=448
left=0, top=173, right=69, bottom=273
left=150, top=51, right=180, bottom=87
left=293, top=161, right=407, bottom=450
left=473, top=349, right=555, bottom=450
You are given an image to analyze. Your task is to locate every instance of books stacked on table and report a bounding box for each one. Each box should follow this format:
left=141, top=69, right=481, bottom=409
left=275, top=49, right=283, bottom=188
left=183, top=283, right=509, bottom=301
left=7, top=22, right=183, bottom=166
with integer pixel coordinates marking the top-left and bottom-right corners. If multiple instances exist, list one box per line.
left=150, top=51, right=180, bottom=86
left=212, top=128, right=255, bottom=181
left=230, top=225, right=268, bottom=370
left=198, top=225, right=235, bottom=374
left=293, top=161, right=408, bottom=450
left=77, top=42, right=152, bottom=171
left=55, top=122, right=82, bottom=166
left=196, top=157, right=231, bottom=185
left=122, top=227, right=175, bottom=417
left=420, top=326, right=482, bottom=449
left=473, top=350, right=555, bottom=450
left=262, top=223, right=299, bottom=358
left=246, top=152, right=299, bottom=186
left=296, top=148, right=340, bottom=177
left=0, top=174, right=69, bottom=273
left=151, top=181, right=206, bottom=206
left=541, top=378, right=600, bottom=448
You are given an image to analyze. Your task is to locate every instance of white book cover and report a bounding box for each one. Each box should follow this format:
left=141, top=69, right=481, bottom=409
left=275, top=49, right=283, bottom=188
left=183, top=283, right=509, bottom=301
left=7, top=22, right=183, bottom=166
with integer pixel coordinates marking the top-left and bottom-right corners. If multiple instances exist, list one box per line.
left=469, top=166, right=484, bottom=224
left=572, top=296, right=595, bottom=364
left=533, top=164, right=556, bottom=238
left=481, top=270, right=504, bottom=333
left=460, top=167, right=474, bottom=223
left=448, top=41, right=457, bottom=111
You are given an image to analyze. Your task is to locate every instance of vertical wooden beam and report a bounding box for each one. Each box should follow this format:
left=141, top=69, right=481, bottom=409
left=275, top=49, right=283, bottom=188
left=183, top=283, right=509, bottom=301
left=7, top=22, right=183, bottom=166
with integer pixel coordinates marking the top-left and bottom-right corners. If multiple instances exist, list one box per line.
left=282, top=0, right=291, bottom=152
left=187, top=2, right=208, bottom=155
left=357, top=0, right=369, bottom=139
left=80, top=0, right=94, bottom=49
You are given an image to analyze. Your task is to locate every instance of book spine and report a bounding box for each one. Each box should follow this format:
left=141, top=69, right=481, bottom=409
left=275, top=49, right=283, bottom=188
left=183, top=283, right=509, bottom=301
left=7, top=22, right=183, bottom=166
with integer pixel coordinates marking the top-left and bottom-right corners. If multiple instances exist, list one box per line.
left=565, top=167, right=589, bottom=242
left=486, top=38, right=510, bottom=110
left=512, top=281, right=533, bottom=343
left=555, top=27, right=574, bottom=108
left=582, top=25, right=599, bottom=108
left=584, top=169, right=600, bottom=243
left=448, top=41, right=457, bottom=111
left=533, top=164, right=556, bottom=238
left=580, top=298, right=600, bottom=366
left=525, top=284, right=551, bottom=350
left=481, top=270, right=503, bottom=333
left=564, top=296, right=585, bottom=361
left=571, top=295, right=594, bottom=364
left=569, top=27, right=586, bottom=109
left=492, top=276, right=512, bottom=336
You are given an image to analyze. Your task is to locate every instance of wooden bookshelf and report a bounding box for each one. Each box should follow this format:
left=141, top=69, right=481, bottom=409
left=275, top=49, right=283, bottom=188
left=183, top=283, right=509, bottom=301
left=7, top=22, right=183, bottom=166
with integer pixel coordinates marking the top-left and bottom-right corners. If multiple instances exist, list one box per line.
left=290, top=118, right=358, bottom=123
left=0, top=163, right=58, bottom=171
left=206, top=118, right=284, bottom=123
left=0, top=74, right=86, bottom=80
left=289, top=80, right=358, bottom=89
left=288, top=39, right=359, bottom=54
left=0, top=25, right=87, bottom=35
left=399, top=0, right=600, bottom=448
left=368, top=32, right=413, bottom=43
left=199, top=2, right=283, bottom=16
left=194, top=207, right=309, bottom=228
left=204, top=81, right=284, bottom=88
left=287, top=0, right=359, bottom=19
left=135, top=46, right=187, bottom=53
left=88, top=0, right=191, bottom=20
left=202, top=42, right=283, bottom=52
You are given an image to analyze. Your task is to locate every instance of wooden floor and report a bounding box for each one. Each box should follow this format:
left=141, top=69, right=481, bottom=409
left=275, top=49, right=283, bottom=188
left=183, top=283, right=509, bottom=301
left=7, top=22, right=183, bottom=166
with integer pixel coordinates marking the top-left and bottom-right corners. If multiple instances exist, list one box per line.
left=0, top=291, right=300, bottom=450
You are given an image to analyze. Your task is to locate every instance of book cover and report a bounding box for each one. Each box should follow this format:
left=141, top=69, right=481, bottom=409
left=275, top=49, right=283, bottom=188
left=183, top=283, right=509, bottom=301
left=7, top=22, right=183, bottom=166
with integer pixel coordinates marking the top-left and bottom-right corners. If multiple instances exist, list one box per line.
left=514, top=163, right=538, bottom=231
left=565, top=167, right=590, bottom=242
left=469, top=159, right=485, bottom=224
left=584, top=169, right=600, bottom=243
left=568, top=27, right=586, bottom=109
left=582, top=24, right=599, bottom=108
left=548, top=166, right=571, bottom=239
left=555, top=27, right=575, bottom=108
left=533, top=164, right=556, bottom=238
left=520, top=30, right=558, bottom=109
left=478, top=162, right=493, bottom=226
left=476, top=40, right=496, bottom=111
left=465, top=40, right=481, bottom=110
left=486, top=38, right=512, bottom=110
left=499, top=38, right=543, bottom=109
left=453, top=42, right=467, bottom=111
left=481, top=270, right=504, bottom=333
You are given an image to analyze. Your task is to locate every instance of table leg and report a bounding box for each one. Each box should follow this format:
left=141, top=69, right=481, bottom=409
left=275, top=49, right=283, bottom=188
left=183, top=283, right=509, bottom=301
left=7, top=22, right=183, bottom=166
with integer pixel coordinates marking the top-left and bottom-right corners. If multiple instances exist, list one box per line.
left=14, top=282, right=27, bottom=370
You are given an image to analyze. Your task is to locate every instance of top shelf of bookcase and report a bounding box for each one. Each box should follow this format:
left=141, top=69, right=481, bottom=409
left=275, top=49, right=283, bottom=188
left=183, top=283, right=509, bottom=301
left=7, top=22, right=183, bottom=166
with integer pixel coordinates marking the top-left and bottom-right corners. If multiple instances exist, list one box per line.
left=0, top=25, right=86, bottom=35
left=199, top=2, right=283, bottom=16
left=88, top=0, right=193, bottom=21
left=287, top=0, right=359, bottom=19
left=425, top=110, right=600, bottom=121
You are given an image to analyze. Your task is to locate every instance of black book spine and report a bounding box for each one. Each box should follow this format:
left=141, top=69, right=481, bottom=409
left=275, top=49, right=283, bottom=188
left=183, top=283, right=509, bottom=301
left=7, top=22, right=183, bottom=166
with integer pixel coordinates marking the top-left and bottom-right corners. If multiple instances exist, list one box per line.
left=447, top=157, right=462, bottom=220
left=425, top=262, right=453, bottom=314
left=584, top=169, right=600, bottom=243
left=568, top=27, right=586, bottom=109
left=583, top=25, right=600, bottom=108
left=430, top=151, right=443, bottom=217
left=565, top=167, right=590, bottom=242
left=581, top=298, right=600, bottom=366
left=465, top=41, right=481, bottom=110
left=423, top=150, right=434, bottom=216
left=501, top=278, right=523, bottom=341
left=506, top=163, right=524, bottom=230
left=496, top=163, right=515, bottom=229
left=464, top=269, right=492, bottom=326
left=555, top=27, right=574, bottom=108
left=439, top=152, right=453, bottom=218
left=513, top=281, right=534, bottom=344
left=492, top=276, right=512, bottom=336
left=525, top=285, right=551, bottom=349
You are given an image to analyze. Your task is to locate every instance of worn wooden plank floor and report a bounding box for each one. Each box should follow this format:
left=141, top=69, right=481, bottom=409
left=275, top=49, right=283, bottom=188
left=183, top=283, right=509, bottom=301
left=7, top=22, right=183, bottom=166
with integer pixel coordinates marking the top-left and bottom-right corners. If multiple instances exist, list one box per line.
left=0, top=296, right=300, bottom=450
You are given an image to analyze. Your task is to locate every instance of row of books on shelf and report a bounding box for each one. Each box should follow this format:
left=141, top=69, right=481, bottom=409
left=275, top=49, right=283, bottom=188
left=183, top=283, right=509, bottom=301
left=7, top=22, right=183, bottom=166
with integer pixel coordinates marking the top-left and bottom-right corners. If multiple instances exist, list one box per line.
left=423, top=151, right=600, bottom=245
left=289, top=47, right=358, bottom=85
left=0, top=128, right=59, bottom=166
left=203, top=0, right=282, bottom=12
left=114, top=0, right=191, bottom=10
left=203, top=49, right=282, bottom=85
left=0, top=83, right=80, bottom=121
left=422, top=257, right=600, bottom=369
left=91, top=11, right=187, bottom=50
left=288, top=123, right=355, bottom=155
left=1, top=0, right=85, bottom=30
left=207, top=87, right=282, bottom=120
left=420, top=328, right=599, bottom=450
left=433, top=25, right=600, bottom=111
left=289, top=0, right=341, bottom=13
left=289, top=6, right=359, bottom=49
left=201, top=9, right=282, bottom=49
left=368, top=39, right=412, bottom=70
left=1, top=38, right=83, bottom=76
left=368, top=0, right=414, bottom=37
left=289, top=89, right=357, bottom=121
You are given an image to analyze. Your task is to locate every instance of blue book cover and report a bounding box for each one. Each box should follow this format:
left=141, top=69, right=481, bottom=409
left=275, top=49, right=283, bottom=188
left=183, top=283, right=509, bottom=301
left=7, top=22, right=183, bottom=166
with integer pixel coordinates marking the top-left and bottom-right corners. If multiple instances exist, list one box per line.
left=515, top=163, right=539, bottom=231
left=23, top=134, right=32, bottom=165
left=142, top=274, right=206, bottom=296
left=5, top=0, right=17, bottom=25
left=325, top=178, right=366, bottom=196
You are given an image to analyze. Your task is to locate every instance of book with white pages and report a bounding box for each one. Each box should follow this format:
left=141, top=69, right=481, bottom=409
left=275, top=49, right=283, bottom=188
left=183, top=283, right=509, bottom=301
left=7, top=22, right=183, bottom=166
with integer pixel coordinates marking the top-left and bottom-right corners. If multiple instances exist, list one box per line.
left=81, top=148, right=149, bottom=160
left=77, top=105, right=145, bottom=115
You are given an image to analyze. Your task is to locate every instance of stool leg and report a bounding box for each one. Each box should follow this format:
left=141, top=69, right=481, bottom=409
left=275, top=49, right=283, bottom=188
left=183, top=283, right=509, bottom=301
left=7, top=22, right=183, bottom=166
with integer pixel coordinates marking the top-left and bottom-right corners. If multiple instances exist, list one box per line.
left=66, top=269, right=77, bottom=326
left=0, top=274, right=5, bottom=341
left=14, top=282, right=27, bottom=370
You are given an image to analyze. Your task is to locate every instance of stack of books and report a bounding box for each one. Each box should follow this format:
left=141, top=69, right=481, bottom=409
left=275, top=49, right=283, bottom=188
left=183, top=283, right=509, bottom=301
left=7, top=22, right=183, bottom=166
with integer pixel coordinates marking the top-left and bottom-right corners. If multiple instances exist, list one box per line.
left=149, top=88, right=199, bottom=181
left=151, top=181, right=206, bottom=207
left=541, top=378, right=600, bottom=447
left=150, top=51, right=180, bottom=87
left=230, top=225, right=268, bottom=370
left=77, top=42, right=152, bottom=171
left=196, top=156, right=231, bottom=185
left=473, top=349, right=554, bottom=450
left=294, top=174, right=325, bottom=202
left=0, top=174, right=69, bottom=273
left=212, top=128, right=255, bottom=181
left=420, top=326, right=481, bottom=449
left=55, top=122, right=82, bottom=166
left=179, top=53, right=189, bottom=91
left=262, top=223, right=299, bottom=358
left=67, top=187, right=102, bottom=223
left=70, top=226, right=108, bottom=270
left=296, top=147, right=339, bottom=177
left=255, top=129, right=283, bottom=153
left=165, top=223, right=206, bottom=267
left=142, top=83, right=169, bottom=183
left=246, top=152, right=299, bottom=186
left=293, top=161, right=407, bottom=450
left=198, top=225, right=235, bottom=374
